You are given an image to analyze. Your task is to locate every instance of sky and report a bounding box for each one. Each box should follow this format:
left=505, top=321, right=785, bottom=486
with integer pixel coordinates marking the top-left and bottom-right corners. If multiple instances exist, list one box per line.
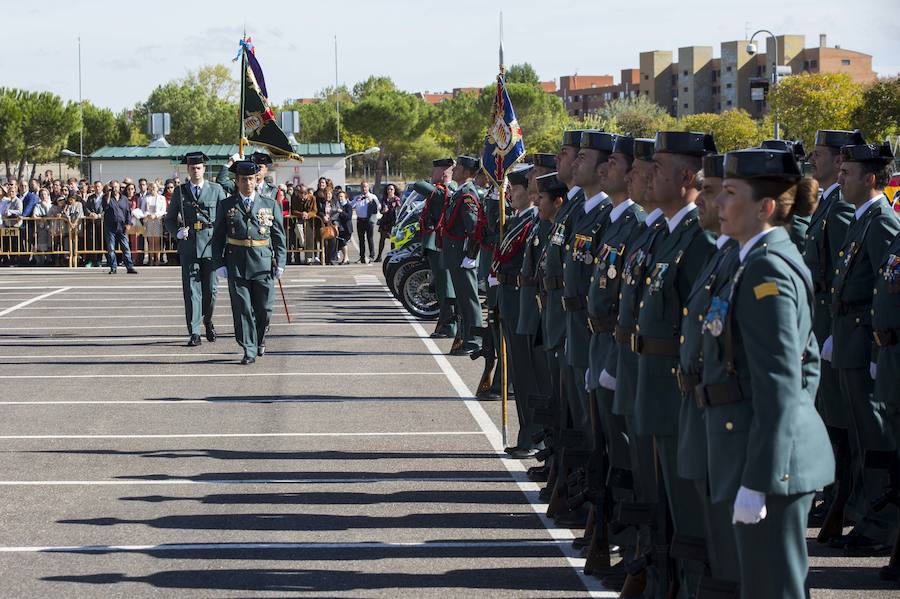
left=6, top=0, right=899, bottom=111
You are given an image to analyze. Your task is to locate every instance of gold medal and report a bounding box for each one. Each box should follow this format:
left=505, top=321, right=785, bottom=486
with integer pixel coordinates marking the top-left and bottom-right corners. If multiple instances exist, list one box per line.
left=259, top=227, right=267, bottom=235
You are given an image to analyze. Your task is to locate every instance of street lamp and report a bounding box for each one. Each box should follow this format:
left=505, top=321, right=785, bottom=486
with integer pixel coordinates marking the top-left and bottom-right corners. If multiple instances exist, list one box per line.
left=345, top=146, right=380, bottom=176
left=747, top=30, right=780, bottom=139
left=60, top=149, right=86, bottom=180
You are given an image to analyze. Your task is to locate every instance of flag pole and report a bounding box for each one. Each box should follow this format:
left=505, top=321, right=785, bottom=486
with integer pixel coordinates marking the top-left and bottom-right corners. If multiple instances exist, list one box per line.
left=498, top=11, right=509, bottom=449
left=238, top=30, right=247, bottom=158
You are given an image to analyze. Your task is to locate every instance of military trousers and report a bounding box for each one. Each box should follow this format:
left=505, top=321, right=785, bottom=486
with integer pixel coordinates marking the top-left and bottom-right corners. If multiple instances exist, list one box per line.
left=227, top=275, right=273, bottom=360
left=425, top=249, right=456, bottom=336
left=447, top=264, right=483, bottom=345
left=180, top=256, right=218, bottom=336
left=734, top=492, right=814, bottom=599
left=814, top=299, right=847, bottom=428
left=501, top=317, right=540, bottom=449
left=595, top=386, right=630, bottom=473
left=559, top=357, right=590, bottom=450
left=702, top=491, right=741, bottom=585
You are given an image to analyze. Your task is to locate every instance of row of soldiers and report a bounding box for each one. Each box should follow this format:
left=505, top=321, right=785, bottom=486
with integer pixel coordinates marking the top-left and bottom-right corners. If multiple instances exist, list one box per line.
left=412, top=128, right=900, bottom=598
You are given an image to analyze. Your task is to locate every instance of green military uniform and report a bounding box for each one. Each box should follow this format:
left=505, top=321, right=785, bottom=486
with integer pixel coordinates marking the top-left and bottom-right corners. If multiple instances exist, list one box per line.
left=163, top=152, right=226, bottom=345
left=477, top=183, right=507, bottom=396
left=519, top=217, right=553, bottom=424
left=414, top=169, right=458, bottom=338
left=212, top=161, right=287, bottom=364
left=215, top=163, right=236, bottom=196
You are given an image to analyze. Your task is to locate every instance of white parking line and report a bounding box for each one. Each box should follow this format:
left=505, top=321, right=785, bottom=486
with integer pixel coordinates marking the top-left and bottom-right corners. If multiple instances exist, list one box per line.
left=0, top=430, right=484, bottom=440
left=0, top=371, right=442, bottom=380
left=0, top=287, right=71, bottom=317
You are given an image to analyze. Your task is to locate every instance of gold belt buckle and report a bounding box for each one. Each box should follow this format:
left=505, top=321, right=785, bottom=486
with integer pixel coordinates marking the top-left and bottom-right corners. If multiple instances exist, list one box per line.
left=193, top=222, right=203, bottom=231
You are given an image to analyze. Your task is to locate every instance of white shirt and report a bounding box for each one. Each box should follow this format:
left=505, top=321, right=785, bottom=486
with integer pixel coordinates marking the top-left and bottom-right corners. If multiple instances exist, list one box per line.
left=716, top=234, right=731, bottom=250
left=240, top=192, right=256, bottom=207
left=739, top=229, right=774, bottom=262
left=609, top=199, right=635, bottom=223
left=667, top=202, right=696, bottom=233
left=821, top=182, right=840, bottom=200
left=352, top=193, right=379, bottom=219
left=189, top=180, right=205, bottom=197
left=645, top=208, right=664, bottom=225
left=143, top=194, right=167, bottom=217
left=567, top=186, right=582, bottom=201
left=583, top=191, right=608, bottom=214
left=854, top=194, right=884, bottom=220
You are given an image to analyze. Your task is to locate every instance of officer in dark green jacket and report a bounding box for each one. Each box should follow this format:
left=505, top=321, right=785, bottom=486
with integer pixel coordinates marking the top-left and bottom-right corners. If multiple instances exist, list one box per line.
left=212, top=160, right=287, bottom=365
left=700, top=148, right=833, bottom=598
left=215, top=153, right=239, bottom=195
left=804, top=129, right=860, bottom=541
left=828, top=141, right=900, bottom=554
left=164, top=152, right=226, bottom=347
left=635, top=131, right=717, bottom=597
left=442, top=156, right=484, bottom=355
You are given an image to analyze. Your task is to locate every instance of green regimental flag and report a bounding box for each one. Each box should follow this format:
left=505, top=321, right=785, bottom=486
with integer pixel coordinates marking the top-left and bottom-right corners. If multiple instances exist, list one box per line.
left=236, top=38, right=302, bottom=161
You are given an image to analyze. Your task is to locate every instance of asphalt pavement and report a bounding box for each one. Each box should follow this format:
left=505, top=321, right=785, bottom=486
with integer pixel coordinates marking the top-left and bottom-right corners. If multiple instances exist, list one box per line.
left=0, top=259, right=894, bottom=598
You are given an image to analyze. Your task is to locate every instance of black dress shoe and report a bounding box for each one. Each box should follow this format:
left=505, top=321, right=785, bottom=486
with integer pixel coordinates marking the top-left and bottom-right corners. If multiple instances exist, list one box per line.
left=187, top=334, right=201, bottom=347
left=107, top=268, right=116, bottom=274
left=477, top=391, right=502, bottom=401
left=843, top=533, right=892, bottom=556
left=126, top=268, right=138, bottom=274
left=240, top=356, right=256, bottom=365
left=572, top=535, right=592, bottom=550
left=450, top=342, right=480, bottom=356
left=504, top=446, right=522, bottom=455
left=555, top=507, right=589, bottom=528
left=258, top=345, right=266, bottom=356
left=430, top=331, right=450, bottom=339
left=509, top=448, right=538, bottom=459
left=527, top=465, right=549, bottom=482
left=205, top=323, right=216, bottom=342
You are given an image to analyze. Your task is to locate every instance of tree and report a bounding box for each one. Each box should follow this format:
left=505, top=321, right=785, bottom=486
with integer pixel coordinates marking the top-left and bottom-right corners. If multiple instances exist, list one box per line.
left=767, top=72, right=864, bottom=150
left=678, top=109, right=764, bottom=152
left=114, top=109, right=149, bottom=146
left=596, top=96, right=676, bottom=138
left=281, top=86, right=355, bottom=148
left=432, top=91, right=484, bottom=155
left=506, top=63, right=540, bottom=85
left=66, top=102, right=118, bottom=163
left=8, top=89, right=80, bottom=180
left=853, top=77, right=900, bottom=142
left=0, top=89, right=23, bottom=179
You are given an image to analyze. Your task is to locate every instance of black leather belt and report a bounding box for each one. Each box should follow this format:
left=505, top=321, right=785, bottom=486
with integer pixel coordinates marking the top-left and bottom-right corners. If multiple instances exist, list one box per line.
left=874, top=328, right=899, bottom=347
left=496, top=273, right=518, bottom=287
left=832, top=299, right=870, bottom=317
left=518, top=275, right=538, bottom=287
left=614, top=325, right=634, bottom=345
left=588, top=316, right=615, bottom=334
left=562, top=295, right=587, bottom=312
left=543, top=275, right=564, bottom=290
left=676, top=368, right=700, bottom=393
left=631, top=334, right=680, bottom=357
left=695, top=378, right=746, bottom=408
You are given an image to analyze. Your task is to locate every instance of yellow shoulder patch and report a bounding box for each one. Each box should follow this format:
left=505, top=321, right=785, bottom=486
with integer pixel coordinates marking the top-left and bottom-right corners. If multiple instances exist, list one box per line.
left=753, top=281, right=779, bottom=300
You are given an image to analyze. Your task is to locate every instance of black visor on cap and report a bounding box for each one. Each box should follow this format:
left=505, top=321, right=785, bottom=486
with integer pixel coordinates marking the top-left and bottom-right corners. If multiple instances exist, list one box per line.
left=723, top=149, right=801, bottom=180
left=526, top=153, right=557, bottom=169
left=229, top=160, right=260, bottom=176
left=432, top=158, right=455, bottom=168
left=611, top=135, right=635, bottom=158
left=562, top=129, right=588, bottom=148
left=840, top=142, right=895, bottom=164
left=701, top=154, right=725, bottom=179
left=457, top=155, right=479, bottom=170
left=633, top=138, right=655, bottom=161
left=250, top=152, right=273, bottom=165
left=182, top=151, right=209, bottom=165
left=536, top=172, right=567, bottom=195
left=507, top=165, right=533, bottom=187
left=580, top=131, right=616, bottom=153
left=815, top=129, right=865, bottom=148
left=655, top=131, right=717, bottom=156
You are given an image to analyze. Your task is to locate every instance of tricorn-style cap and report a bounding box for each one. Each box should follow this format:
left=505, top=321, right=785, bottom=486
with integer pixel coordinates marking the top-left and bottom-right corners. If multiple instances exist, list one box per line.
left=507, top=165, right=534, bottom=187
left=536, top=172, right=568, bottom=195
left=250, top=151, right=273, bottom=166
left=815, top=129, right=865, bottom=148
left=181, top=151, right=209, bottom=165
left=840, top=141, right=895, bottom=164
left=580, top=131, right=616, bottom=152
left=701, top=154, right=725, bottom=179
left=611, top=135, right=635, bottom=158
left=525, top=153, right=557, bottom=169
left=723, top=149, right=802, bottom=180
left=456, top=155, right=479, bottom=170
left=655, top=131, right=717, bottom=156
left=633, top=138, right=655, bottom=161
left=760, top=139, right=806, bottom=162
left=562, top=129, right=589, bottom=148
left=432, top=157, right=455, bottom=168
left=228, top=160, right=261, bottom=176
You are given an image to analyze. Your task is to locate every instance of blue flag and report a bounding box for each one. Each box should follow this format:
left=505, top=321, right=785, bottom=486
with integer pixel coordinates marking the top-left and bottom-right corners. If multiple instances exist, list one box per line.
left=481, top=73, right=525, bottom=186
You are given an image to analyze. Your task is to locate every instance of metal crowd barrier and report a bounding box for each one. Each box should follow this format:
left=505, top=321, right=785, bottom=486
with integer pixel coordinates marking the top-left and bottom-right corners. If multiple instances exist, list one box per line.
left=0, top=216, right=77, bottom=266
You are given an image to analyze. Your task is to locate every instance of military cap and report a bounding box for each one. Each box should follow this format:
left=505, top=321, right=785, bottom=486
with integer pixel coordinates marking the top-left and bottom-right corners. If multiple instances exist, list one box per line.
left=456, top=155, right=479, bottom=170
left=525, top=153, right=557, bottom=169
left=536, top=172, right=568, bottom=195
left=250, top=151, right=274, bottom=166
left=654, top=131, right=717, bottom=156
left=702, top=154, right=725, bottom=179
left=815, top=129, right=865, bottom=149
left=432, top=157, right=455, bottom=167
left=611, top=135, right=635, bottom=158
left=760, top=139, right=806, bottom=162
left=507, top=165, right=533, bottom=187
left=840, top=141, right=895, bottom=164
left=562, top=129, right=589, bottom=148
left=723, top=149, right=801, bottom=180
left=181, top=151, right=209, bottom=165
left=633, top=138, right=655, bottom=161
left=580, top=131, right=616, bottom=152
left=229, top=160, right=260, bottom=176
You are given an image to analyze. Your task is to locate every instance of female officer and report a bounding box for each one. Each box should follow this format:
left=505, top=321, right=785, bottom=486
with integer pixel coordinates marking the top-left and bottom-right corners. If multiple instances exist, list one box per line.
left=699, top=148, right=834, bottom=598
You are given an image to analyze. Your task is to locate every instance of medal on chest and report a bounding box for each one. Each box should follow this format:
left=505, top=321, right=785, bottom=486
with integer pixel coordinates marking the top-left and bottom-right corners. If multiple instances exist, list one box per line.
left=573, top=234, right=592, bottom=264
left=704, top=296, right=729, bottom=337
left=883, top=253, right=900, bottom=289
left=623, top=249, right=645, bottom=286
left=648, top=262, right=669, bottom=294
left=550, top=223, right=566, bottom=246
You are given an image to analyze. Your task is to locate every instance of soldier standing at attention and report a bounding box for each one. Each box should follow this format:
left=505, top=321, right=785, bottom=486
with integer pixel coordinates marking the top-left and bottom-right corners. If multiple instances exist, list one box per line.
left=804, top=129, right=861, bottom=541
left=164, top=152, right=226, bottom=347
left=442, top=156, right=484, bottom=356
left=212, top=160, right=287, bottom=365
left=635, top=131, right=717, bottom=597
left=828, top=141, right=900, bottom=555
left=701, top=148, right=833, bottom=599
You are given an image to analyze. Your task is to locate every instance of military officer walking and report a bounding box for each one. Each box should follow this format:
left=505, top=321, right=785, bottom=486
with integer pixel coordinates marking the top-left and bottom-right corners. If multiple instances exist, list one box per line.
left=212, top=160, right=287, bottom=365
left=164, top=152, right=226, bottom=346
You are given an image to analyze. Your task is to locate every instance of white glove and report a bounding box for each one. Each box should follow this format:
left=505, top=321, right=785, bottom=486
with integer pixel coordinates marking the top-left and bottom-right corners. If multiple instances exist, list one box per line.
left=870, top=361, right=877, bottom=380
left=461, top=256, right=477, bottom=269
left=733, top=486, right=767, bottom=525
left=176, top=227, right=189, bottom=240
left=599, top=369, right=617, bottom=391
left=272, top=266, right=285, bottom=279
left=487, top=274, right=499, bottom=287
left=821, top=335, right=833, bottom=362
left=215, top=266, right=227, bottom=279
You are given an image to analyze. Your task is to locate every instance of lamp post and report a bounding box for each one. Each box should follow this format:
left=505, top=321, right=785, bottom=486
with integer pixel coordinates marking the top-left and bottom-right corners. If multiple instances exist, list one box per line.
left=345, top=146, right=380, bottom=176
left=747, top=30, right=780, bottom=139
